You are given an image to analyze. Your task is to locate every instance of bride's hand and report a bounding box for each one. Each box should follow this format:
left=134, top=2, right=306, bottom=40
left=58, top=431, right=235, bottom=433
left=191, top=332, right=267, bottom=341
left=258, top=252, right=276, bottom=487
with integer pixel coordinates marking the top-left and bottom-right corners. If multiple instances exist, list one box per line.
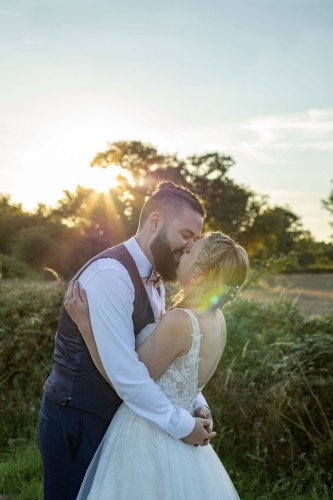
left=182, top=417, right=216, bottom=447
left=64, top=280, right=90, bottom=329
left=65, top=280, right=114, bottom=388
left=195, top=406, right=214, bottom=446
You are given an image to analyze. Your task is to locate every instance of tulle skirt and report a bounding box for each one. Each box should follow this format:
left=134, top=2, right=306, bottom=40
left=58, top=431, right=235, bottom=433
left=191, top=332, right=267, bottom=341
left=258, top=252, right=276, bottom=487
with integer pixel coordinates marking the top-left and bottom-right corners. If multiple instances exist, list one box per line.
left=77, top=403, right=239, bottom=499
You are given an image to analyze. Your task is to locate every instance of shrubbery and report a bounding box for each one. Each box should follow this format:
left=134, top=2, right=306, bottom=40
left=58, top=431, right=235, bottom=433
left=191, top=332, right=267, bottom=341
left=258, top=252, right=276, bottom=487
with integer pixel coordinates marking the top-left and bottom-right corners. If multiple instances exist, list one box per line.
left=0, top=254, right=36, bottom=280
left=0, top=280, right=332, bottom=498
left=0, top=280, right=65, bottom=447
left=206, top=299, right=333, bottom=497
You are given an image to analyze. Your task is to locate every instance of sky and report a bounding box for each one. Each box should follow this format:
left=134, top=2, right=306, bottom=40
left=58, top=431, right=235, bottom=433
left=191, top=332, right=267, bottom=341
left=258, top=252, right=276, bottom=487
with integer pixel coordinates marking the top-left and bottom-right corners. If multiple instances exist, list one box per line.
left=0, top=0, right=332, bottom=241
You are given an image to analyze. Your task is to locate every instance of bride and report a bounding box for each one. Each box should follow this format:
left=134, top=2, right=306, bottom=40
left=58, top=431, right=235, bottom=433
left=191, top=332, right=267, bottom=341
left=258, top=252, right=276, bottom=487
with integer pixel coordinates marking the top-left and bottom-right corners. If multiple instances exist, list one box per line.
left=66, top=231, right=249, bottom=499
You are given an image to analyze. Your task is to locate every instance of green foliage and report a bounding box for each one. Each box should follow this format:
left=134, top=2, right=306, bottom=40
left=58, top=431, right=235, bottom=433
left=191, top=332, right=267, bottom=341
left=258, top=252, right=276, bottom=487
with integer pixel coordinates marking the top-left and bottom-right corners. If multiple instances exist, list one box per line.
left=0, top=281, right=332, bottom=498
left=322, top=180, right=333, bottom=234
left=0, top=437, right=43, bottom=499
left=0, top=280, right=65, bottom=449
left=0, top=195, right=34, bottom=255
left=243, top=205, right=306, bottom=261
left=246, top=251, right=300, bottom=287
left=0, top=254, right=35, bottom=279
left=13, top=225, right=54, bottom=268
left=185, top=153, right=256, bottom=235
left=91, top=140, right=168, bottom=179
left=205, top=298, right=333, bottom=497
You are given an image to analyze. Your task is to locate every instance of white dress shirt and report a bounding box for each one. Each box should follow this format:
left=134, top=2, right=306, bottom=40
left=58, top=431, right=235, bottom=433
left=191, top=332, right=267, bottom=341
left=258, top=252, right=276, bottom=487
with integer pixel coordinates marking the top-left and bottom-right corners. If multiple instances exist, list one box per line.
left=78, top=236, right=208, bottom=439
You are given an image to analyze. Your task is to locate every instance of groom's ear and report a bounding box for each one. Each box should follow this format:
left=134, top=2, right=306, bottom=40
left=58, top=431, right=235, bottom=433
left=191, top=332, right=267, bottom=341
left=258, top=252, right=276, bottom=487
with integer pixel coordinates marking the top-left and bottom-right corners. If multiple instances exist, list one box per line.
left=149, top=211, right=164, bottom=233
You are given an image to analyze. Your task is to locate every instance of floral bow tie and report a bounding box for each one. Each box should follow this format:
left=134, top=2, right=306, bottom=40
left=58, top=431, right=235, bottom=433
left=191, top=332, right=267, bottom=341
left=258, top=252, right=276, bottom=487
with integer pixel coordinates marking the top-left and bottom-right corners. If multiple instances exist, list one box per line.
left=146, top=270, right=161, bottom=288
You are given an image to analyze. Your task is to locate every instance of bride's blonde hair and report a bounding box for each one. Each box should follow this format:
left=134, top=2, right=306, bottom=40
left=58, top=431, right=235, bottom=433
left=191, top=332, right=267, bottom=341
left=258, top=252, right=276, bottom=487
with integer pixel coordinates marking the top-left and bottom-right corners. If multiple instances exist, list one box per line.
left=174, top=232, right=249, bottom=310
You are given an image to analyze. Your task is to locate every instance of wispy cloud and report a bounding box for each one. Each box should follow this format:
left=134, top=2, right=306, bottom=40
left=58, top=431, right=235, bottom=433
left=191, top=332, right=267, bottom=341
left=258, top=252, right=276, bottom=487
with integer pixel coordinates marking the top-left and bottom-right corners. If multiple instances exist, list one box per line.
left=165, top=108, right=333, bottom=160
left=244, top=109, right=333, bottom=152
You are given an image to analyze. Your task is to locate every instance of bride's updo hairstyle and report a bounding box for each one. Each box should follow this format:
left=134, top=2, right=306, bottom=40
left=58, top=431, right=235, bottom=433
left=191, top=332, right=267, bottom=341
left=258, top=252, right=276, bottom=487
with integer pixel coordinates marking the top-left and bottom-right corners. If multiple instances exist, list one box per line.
left=138, top=181, right=204, bottom=229
left=179, top=232, right=249, bottom=311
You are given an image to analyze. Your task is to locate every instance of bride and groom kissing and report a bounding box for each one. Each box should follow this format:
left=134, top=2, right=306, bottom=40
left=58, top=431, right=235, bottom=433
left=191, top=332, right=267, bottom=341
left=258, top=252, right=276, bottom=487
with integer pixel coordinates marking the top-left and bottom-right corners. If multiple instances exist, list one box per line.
left=38, top=181, right=249, bottom=499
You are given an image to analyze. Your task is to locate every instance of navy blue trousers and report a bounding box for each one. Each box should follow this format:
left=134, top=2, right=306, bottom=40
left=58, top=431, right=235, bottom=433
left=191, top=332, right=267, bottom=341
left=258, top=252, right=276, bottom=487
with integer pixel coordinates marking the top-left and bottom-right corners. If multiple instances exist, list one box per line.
left=38, top=395, right=110, bottom=500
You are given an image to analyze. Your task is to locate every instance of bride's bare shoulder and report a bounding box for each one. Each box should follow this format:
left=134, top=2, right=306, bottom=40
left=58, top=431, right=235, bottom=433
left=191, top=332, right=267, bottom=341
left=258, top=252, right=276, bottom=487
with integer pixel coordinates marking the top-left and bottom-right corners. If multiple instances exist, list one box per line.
left=160, top=308, right=193, bottom=335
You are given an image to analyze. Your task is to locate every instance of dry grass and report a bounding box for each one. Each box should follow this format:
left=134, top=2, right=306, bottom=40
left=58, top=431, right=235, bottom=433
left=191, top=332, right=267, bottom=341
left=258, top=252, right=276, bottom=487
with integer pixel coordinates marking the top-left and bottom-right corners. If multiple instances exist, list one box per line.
left=244, top=273, right=333, bottom=316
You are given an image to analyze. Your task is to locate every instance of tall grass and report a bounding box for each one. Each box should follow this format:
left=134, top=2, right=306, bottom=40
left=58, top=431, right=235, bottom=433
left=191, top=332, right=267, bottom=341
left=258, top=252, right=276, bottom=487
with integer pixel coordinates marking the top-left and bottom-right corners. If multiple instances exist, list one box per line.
left=0, top=437, right=43, bottom=499
left=0, top=280, right=332, bottom=499
left=206, top=298, right=333, bottom=498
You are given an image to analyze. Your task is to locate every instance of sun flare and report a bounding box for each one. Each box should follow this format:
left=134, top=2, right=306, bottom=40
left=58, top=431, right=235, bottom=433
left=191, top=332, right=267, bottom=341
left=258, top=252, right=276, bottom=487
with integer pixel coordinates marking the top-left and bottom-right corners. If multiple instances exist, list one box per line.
left=80, top=165, right=123, bottom=193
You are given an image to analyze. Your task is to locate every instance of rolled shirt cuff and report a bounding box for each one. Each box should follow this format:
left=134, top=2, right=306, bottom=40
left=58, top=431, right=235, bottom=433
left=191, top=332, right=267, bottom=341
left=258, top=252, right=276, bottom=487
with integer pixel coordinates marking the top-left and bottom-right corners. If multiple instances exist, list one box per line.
left=167, top=407, right=196, bottom=440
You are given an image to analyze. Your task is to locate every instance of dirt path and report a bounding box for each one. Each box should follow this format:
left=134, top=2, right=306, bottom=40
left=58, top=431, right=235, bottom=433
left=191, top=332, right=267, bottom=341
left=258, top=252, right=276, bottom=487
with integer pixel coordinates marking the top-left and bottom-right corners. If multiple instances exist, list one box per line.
left=243, top=274, right=333, bottom=316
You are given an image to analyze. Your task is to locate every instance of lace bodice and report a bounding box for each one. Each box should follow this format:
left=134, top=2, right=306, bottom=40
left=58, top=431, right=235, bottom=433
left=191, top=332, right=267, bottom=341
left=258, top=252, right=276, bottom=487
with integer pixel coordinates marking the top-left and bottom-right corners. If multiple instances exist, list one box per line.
left=136, top=308, right=202, bottom=413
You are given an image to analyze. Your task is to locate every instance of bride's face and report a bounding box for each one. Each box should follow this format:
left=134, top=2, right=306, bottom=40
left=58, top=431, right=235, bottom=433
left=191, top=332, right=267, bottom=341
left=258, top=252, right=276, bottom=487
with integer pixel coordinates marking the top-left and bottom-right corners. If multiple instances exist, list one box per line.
left=176, top=238, right=207, bottom=287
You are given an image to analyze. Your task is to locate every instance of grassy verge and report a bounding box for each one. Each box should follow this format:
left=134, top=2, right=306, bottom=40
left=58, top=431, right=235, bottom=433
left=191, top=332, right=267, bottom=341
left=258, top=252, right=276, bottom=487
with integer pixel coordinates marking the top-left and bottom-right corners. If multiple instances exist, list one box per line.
left=0, top=438, right=330, bottom=500
left=0, top=436, right=42, bottom=500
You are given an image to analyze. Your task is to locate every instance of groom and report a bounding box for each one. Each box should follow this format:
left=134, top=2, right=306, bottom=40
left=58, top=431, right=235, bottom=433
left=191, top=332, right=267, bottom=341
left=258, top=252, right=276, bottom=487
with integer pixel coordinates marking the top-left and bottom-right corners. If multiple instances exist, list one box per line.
left=38, top=181, right=215, bottom=500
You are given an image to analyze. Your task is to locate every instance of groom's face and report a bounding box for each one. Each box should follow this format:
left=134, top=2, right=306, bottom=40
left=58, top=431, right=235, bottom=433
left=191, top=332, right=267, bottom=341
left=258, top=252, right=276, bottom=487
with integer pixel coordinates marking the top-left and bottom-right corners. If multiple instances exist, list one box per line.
left=150, top=207, right=203, bottom=282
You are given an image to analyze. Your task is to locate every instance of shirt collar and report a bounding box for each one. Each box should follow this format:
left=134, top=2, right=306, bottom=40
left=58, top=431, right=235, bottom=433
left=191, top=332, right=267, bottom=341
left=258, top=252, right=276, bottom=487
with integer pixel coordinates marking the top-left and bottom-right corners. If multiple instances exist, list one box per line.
left=124, top=236, right=152, bottom=278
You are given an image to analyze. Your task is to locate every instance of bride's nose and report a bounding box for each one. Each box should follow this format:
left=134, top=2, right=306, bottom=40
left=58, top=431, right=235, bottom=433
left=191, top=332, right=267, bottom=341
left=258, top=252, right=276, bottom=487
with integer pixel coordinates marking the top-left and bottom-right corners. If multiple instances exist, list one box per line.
left=184, top=239, right=194, bottom=250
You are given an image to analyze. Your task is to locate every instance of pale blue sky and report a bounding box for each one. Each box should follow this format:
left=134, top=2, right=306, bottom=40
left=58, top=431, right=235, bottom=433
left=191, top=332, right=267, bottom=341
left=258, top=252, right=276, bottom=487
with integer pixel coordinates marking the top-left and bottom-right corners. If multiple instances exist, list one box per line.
left=1, top=0, right=332, bottom=240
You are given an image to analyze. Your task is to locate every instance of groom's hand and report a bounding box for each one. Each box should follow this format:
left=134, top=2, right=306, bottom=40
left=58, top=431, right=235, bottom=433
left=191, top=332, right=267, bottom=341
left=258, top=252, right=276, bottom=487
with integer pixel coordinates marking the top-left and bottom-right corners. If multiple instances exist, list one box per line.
left=182, top=417, right=216, bottom=447
left=195, top=405, right=214, bottom=446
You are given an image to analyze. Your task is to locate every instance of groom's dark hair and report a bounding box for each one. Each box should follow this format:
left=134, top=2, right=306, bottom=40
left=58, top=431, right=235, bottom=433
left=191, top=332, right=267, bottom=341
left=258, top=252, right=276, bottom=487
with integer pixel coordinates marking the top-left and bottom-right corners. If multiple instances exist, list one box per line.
left=138, top=181, right=205, bottom=230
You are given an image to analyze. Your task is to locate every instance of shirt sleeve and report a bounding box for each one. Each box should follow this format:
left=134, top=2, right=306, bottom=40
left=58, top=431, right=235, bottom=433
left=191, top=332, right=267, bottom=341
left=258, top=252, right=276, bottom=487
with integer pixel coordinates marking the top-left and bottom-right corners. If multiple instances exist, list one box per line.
left=193, top=393, right=209, bottom=413
left=79, top=259, right=195, bottom=440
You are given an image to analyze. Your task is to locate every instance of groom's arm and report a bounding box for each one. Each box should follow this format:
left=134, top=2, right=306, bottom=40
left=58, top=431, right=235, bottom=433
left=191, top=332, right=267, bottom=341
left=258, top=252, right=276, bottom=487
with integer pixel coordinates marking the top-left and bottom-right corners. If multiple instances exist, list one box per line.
left=77, top=259, right=213, bottom=445
left=68, top=287, right=214, bottom=445
left=69, top=282, right=211, bottom=419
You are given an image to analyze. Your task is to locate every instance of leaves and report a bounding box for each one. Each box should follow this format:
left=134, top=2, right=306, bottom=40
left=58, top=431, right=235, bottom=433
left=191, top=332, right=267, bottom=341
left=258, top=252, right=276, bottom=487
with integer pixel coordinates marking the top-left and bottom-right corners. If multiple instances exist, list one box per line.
left=0, top=280, right=64, bottom=447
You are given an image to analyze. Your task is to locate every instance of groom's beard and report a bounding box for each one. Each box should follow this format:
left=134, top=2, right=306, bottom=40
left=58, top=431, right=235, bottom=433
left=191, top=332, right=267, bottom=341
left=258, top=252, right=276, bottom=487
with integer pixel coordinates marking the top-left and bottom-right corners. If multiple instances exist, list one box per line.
left=150, top=228, right=182, bottom=282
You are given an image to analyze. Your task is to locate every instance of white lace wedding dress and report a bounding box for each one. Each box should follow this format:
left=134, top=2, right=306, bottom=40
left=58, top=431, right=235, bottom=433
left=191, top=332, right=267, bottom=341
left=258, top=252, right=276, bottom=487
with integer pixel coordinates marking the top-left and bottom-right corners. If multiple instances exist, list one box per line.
left=76, top=309, right=239, bottom=499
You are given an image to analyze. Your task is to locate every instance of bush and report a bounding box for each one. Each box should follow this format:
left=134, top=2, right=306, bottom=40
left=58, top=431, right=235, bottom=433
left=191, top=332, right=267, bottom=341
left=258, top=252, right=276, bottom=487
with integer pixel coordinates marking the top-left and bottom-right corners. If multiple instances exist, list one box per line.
left=0, top=282, right=332, bottom=498
left=12, top=226, right=54, bottom=269
left=205, top=298, right=333, bottom=497
left=0, top=254, right=35, bottom=279
left=0, top=279, right=65, bottom=448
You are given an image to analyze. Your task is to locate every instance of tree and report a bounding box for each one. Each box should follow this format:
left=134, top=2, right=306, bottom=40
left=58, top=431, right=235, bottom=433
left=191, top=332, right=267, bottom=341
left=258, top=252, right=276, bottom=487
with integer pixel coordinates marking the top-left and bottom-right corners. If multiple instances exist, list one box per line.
left=1, top=140, right=321, bottom=277
left=242, top=205, right=306, bottom=260
left=91, top=142, right=257, bottom=239
left=50, top=186, right=130, bottom=259
left=185, top=153, right=258, bottom=236
left=322, top=180, right=333, bottom=237
left=90, top=141, right=311, bottom=261
left=0, top=195, right=35, bottom=254
left=12, top=226, right=53, bottom=268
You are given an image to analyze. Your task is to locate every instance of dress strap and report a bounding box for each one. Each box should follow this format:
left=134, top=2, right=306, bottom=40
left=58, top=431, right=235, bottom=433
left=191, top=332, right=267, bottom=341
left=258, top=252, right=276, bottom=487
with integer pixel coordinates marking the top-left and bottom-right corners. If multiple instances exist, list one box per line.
left=178, top=308, right=201, bottom=344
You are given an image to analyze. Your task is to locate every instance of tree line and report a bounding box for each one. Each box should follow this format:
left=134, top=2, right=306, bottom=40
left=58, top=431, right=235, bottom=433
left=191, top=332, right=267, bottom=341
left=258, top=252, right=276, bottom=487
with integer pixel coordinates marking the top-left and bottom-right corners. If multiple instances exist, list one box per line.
left=1, top=141, right=332, bottom=279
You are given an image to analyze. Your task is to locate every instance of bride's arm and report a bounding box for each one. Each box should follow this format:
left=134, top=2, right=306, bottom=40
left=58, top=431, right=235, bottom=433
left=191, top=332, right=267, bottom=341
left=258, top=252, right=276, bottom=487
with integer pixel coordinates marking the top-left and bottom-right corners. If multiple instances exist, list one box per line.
left=136, top=309, right=193, bottom=379
left=65, top=281, right=193, bottom=382
left=65, top=281, right=114, bottom=388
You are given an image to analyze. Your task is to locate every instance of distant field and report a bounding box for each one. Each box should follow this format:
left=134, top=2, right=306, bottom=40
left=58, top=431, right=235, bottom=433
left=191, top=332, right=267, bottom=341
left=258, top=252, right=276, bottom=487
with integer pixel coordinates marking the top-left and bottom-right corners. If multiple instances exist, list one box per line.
left=243, top=273, right=333, bottom=316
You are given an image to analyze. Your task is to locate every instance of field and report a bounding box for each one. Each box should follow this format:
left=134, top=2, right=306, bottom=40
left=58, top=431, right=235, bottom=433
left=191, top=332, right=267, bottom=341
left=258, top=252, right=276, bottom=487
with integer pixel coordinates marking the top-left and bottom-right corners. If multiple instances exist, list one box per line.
left=243, top=273, right=333, bottom=316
